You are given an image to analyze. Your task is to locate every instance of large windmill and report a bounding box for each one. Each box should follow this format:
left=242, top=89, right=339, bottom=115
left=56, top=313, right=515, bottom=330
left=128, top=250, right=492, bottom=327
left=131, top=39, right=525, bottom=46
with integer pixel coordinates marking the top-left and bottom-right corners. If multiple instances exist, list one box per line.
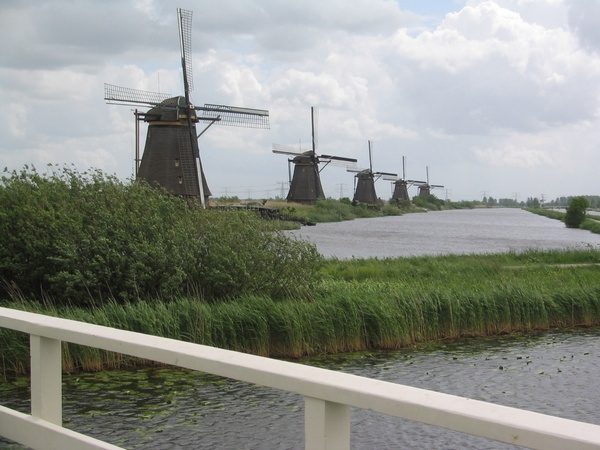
left=417, top=166, right=444, bottom=197
left=348, top=141, right=397, bottom=205
left=104, top=8, right=269, bottom=207
left=272, top=107, right=357, bottom=204
left=382, top=156, right=425, bottom=203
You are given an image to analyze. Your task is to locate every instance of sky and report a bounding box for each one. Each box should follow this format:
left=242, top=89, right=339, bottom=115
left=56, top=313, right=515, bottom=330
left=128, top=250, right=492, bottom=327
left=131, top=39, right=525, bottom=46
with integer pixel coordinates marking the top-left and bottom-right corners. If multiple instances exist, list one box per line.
left=1, top=0, right=599, bottom=202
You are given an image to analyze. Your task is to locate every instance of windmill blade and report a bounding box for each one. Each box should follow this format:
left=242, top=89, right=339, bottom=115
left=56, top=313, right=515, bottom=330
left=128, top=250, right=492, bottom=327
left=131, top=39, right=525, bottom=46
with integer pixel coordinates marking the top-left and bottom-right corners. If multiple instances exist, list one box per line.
left=382, top=175, right=399, bottom=181
left=407, top=179, right=426, bottom=184
left=402, top=156, right=406, bottom=180
left=368, top=140, right=373, bottom=172
left=272, top=143, right=310, bottom=156
left=177, top=8, right=194, bottom=98
left=347, top=167, right=367, bottom=173
left=198, top=104, right=270, bottom=128
left=320, top=158, right=358, bottom=170
left=374, top=171, right=398, bottom=177
left=319, top=154, right=357, bottom=163
left=311, top=107, right=319, bottom=152
left=104, top=83, right=171, bottom=107
left=431, top=184, right=445, bottom=188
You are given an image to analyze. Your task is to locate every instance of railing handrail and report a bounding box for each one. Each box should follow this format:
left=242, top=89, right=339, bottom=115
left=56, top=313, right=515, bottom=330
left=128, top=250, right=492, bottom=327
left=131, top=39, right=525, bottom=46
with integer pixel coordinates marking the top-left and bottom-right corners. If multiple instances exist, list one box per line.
left=1, top=306, right=600, bottom=450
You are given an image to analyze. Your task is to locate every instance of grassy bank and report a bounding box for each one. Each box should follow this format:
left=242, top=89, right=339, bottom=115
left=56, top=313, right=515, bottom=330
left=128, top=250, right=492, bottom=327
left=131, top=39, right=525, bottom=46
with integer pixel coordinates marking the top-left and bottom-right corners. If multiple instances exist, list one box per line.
left=2, top=249, right=600, bottom=375
left=527, top=207, right=600, bottom=234
left=218, top=196, right=477, bottom=226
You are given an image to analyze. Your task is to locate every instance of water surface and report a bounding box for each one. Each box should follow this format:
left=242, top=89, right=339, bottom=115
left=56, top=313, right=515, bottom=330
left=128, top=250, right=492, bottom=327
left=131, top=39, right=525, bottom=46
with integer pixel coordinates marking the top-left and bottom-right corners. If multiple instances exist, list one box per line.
left=1, top=329, right=599, bottom=449
left=287, top=208, right=600, bottom=259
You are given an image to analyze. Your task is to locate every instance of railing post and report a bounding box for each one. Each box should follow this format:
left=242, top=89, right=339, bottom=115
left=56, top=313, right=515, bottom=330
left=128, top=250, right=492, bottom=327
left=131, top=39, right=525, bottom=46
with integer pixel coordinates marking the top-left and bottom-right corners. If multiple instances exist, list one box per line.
left=304, top=396, right=350, bottom=450
left=30, top=335, right=62, bottom=426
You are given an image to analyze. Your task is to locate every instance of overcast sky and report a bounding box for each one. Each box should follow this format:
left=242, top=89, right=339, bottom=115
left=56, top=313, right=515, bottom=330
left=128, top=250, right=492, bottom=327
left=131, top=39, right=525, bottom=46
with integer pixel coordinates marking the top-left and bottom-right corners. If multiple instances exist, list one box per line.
left=1, top=0, right=599, bottom=202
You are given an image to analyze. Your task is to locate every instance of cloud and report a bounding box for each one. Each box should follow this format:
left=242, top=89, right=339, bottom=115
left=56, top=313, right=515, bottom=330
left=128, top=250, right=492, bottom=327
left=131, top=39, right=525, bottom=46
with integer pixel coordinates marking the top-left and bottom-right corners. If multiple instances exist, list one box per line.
left=567, top=0, right=600, bottom=53
left=1, top=0, right=600, bottom=201
left=475, top=144, right=554, bottom=168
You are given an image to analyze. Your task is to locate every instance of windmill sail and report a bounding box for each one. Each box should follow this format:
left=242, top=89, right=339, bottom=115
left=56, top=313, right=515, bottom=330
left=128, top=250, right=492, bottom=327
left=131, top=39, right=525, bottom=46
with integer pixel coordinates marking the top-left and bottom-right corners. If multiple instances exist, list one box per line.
left=104, top=8, right=269, bottom=207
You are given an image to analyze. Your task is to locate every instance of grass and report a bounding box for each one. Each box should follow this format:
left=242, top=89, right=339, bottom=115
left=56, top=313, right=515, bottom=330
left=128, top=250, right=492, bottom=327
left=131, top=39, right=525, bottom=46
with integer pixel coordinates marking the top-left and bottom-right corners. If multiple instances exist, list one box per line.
left=2, top=248, right=600, bottom=375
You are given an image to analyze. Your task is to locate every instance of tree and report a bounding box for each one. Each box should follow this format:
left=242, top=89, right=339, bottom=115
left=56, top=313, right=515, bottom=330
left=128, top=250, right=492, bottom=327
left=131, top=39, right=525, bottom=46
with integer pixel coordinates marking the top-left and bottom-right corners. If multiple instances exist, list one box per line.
left=565, top=196, right=589, bottom=228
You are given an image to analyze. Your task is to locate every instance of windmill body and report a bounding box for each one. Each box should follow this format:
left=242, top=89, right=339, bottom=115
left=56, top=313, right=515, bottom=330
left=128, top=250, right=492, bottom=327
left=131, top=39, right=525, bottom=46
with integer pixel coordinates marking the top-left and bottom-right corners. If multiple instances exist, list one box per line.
left=104, top=9, right=269, bottom=207
left=286, top=151, right=325, bottom=203
left=418, top=184, right=432, bottom=197
left=392, top=179, right=410, bottom=201
left=137, top=96, right=210, bottom=198
left=273, top=107, right=356, bottom=205
left=353, top=170, right=378, bottom=204
left=349, top=141, right=397, bottom=205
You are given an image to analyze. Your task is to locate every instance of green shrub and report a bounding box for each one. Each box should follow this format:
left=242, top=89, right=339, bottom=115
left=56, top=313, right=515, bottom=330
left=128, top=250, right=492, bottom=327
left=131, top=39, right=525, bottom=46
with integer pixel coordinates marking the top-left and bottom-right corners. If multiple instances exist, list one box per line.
left=565, top=196, right=589, bottom=228
left=412, top=194, right=445, bottom=210
left=0, top=166, right=320, bottom=305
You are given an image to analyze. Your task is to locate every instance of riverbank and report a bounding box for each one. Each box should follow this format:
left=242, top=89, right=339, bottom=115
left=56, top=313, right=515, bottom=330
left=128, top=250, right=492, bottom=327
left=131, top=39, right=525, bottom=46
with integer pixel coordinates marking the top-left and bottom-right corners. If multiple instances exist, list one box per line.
left=2, top=248, right=599, bottom=375
left=212, top=197, right=478, bottom=227
left=526, top=207, right=600, bottom=235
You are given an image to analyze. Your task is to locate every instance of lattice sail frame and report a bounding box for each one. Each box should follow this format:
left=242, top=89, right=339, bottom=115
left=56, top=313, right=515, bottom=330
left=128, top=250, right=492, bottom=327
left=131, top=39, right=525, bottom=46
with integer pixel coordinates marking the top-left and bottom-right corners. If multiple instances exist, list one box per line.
left=200, top=104, right=270, bottom=128
left=104, top=84, right=172, bottom=106
left=178, top=8, right=194, bottom=94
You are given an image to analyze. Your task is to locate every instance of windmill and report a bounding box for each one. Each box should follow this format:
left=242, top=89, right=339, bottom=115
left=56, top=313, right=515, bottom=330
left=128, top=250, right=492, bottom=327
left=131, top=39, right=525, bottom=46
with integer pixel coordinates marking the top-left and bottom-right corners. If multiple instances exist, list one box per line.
left=104, top=8, right=269, bottom=207
left=417, top=166, right=444, bottom=197
left=272, top=107, right=357, bottom=204
left=348, top=141, right=397, bottom=205
left=382, top=156, right=425, bottom=203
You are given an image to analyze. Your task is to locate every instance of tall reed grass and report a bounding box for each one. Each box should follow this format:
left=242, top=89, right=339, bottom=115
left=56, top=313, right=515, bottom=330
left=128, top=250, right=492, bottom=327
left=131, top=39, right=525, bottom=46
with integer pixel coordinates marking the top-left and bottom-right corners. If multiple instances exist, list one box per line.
left=2, top=249, right=600, bottom=375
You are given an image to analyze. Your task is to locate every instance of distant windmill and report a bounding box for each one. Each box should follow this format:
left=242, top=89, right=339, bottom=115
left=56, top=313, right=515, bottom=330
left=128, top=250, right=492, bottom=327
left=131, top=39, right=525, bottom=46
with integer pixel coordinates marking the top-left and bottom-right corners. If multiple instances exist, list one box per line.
left=382, top=156, right=425, bottom=203
left=272, top=107, right=357, bottom=204
left=104, top=8, right=270, bottom=207
left=348, top=141, right=397, bottom=205
left=417, top=166, right=444, bottom=197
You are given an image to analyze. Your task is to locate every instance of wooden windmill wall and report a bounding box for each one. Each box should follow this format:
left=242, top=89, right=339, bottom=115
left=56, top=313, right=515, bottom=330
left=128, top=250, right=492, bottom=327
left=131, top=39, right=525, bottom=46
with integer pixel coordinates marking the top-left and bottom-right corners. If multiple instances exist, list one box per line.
left=286, top=153, right=325, bottom=203
left=392, top=180, right=410, bottom=201
left=353, top=170, right=378, bottom=204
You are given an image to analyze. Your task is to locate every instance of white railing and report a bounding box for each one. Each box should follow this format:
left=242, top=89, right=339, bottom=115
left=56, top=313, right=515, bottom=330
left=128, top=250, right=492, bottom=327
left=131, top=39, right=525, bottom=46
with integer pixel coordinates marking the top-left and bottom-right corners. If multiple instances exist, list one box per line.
left=1, top=306, right=600, bottom=450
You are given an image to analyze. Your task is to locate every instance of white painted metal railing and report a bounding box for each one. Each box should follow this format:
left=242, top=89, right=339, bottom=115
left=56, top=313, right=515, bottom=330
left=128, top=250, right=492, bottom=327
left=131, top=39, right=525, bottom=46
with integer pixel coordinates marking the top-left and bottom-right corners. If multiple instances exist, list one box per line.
left=1, top=307, right=600, bottom=450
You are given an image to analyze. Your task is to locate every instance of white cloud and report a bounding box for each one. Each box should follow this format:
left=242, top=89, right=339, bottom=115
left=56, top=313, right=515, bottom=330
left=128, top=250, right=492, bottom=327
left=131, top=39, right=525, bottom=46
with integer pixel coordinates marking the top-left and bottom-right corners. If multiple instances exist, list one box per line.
left=475, top=144, right=555, bottom=167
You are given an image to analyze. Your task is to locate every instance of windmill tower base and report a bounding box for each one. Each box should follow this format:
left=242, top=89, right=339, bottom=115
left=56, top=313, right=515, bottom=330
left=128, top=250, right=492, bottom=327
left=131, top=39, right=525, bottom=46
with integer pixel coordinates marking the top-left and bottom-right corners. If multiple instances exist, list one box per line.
left=392, top=181, right=410, bottom=203
left=287, top=161, right=325, bottom=204
left=353, top=172, right=378, bottom=205
left=138, top=124, right=211, bottom=204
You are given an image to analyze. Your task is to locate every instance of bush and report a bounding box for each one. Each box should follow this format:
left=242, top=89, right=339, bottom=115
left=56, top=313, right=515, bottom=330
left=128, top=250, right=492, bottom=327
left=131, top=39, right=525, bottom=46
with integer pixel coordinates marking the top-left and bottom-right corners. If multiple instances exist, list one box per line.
left=412, top=194, right=445, bottom=210
left=0, top=166, right=321, bottom=305
left=565, top=196, right=589, bottom=228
